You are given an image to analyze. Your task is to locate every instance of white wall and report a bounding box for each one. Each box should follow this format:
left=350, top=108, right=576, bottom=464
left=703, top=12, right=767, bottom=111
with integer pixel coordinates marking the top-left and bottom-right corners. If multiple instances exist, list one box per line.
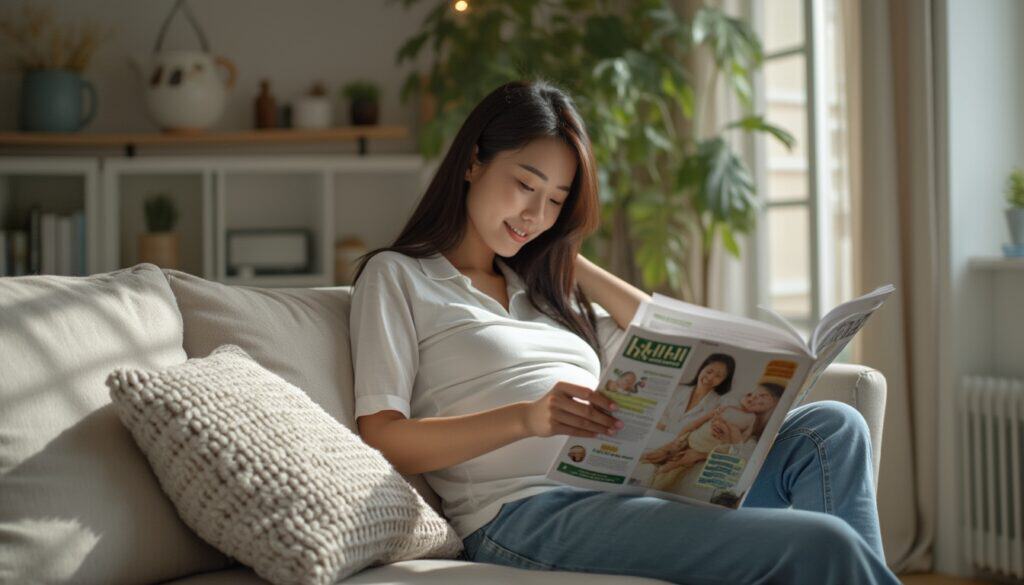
left=938, top=0, right=1024, bottom=574
left=0, top=0, right=434, bottom=152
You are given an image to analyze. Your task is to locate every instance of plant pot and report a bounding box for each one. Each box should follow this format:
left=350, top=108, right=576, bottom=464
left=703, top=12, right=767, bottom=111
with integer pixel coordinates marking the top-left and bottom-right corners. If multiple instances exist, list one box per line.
left=350, top=99, right=379, bottom=126
left=1007, top=208, right=1024, bottom=245
left=19, top=69, right=97, bottom=132
left=138, top=232, right=180, bottom=269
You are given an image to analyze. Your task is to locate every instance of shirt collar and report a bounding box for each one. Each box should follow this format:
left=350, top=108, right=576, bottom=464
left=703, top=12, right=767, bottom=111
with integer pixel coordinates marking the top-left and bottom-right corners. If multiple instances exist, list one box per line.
left=418, top=254, right=463, bottom=281
left=418, top=253, right=528, bottom=298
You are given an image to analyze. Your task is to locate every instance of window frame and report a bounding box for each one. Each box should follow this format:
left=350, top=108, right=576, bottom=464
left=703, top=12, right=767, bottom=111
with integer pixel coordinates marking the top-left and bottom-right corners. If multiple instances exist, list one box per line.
left=745, top=0, right=837, bottom=333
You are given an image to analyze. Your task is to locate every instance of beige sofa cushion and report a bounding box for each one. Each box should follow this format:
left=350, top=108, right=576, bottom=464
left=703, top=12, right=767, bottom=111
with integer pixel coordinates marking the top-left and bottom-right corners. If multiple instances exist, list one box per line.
left=107, top=344, right=462, bottom=585
left=0, top=264, right=230, bottom=584
left=163, top=270, right=355, bottom=429
left=163, top=271, right=443, bottom=512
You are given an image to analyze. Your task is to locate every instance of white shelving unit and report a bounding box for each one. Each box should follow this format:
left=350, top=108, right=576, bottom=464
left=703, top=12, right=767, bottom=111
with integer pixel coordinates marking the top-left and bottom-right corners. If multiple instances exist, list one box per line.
left=0, top=157, right=101, bottom=274
left=3, top=154, right=428, bottom=286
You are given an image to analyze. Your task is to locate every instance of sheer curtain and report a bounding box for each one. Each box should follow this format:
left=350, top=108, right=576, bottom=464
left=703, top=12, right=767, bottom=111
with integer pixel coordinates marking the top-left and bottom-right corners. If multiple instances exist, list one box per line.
left=849, top=0, right=939, bottom=572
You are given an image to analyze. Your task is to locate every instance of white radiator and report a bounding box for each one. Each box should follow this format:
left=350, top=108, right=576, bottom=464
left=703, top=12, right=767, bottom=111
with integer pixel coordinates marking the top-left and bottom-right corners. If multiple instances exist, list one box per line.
left=961, top=376, right=1024, bottom=580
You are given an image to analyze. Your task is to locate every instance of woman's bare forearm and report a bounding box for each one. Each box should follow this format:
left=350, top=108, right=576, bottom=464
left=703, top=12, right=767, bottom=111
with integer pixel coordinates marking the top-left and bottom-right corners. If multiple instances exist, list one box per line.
left=364, top=402, right=532, bottom=476
left=574, top=254, right=650, bottom=330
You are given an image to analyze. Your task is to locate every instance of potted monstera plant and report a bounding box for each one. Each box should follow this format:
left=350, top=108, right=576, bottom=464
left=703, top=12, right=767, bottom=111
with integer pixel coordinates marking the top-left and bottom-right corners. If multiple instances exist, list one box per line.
left=138, top=194, right=180, bottom=269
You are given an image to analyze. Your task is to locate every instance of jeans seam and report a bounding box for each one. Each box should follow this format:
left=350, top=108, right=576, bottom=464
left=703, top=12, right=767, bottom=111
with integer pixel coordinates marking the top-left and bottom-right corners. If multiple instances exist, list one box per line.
left=477, top=532, right=555, bottom=571
left=773, top=427, right=833, bottom=514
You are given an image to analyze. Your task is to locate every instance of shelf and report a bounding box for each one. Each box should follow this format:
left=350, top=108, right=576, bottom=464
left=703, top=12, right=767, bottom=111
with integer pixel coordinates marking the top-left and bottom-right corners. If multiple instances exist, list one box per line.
left=0, top=126, right=408, bottom=156
left=969, top=257, right=1024, bottom=271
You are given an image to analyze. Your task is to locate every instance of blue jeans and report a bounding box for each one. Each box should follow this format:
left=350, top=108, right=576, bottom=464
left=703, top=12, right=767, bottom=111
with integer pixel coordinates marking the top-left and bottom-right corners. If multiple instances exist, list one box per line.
left=461, top=400, right=899, bottom=585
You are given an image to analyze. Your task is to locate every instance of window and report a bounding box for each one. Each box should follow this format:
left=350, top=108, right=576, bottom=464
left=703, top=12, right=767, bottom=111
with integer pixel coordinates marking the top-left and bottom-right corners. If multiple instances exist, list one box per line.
left=747, top=0, right=854, bottom=342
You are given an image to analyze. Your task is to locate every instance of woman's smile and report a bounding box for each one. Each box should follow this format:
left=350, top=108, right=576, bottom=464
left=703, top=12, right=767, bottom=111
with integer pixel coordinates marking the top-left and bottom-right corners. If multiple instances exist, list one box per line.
left=504, top=220, right=530, bottom=243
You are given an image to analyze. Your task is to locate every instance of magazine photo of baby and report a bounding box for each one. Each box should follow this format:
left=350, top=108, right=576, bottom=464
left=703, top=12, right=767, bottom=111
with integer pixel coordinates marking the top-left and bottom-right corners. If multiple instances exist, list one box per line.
left=639, top=382, right=786, bottom=491
left=603, top=369, right=646, bottom=395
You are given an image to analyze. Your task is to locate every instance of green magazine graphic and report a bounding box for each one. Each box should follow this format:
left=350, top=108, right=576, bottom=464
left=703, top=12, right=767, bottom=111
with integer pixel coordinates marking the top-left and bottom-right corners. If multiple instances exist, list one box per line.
left=622, top=335, right=691, bottom=368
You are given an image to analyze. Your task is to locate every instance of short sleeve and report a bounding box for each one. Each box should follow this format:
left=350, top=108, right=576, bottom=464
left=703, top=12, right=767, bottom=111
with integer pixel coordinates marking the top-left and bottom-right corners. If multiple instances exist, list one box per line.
left=591, top=302, right=629, bottom=366
left=350, top=255, right=418, bottom=419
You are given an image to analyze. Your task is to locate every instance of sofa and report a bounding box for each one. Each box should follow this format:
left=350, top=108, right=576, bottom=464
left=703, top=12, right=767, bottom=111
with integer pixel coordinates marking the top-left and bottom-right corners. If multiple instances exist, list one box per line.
left=0, top=263, right=887, bottom=584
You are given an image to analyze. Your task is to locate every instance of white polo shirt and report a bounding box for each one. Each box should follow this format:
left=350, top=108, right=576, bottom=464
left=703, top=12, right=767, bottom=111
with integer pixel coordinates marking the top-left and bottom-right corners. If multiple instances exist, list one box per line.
left=350, top=251, right=625, bottom=539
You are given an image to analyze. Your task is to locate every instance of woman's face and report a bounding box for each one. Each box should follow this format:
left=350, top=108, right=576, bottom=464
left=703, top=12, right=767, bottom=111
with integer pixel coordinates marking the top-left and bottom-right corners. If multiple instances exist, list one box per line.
left=697, top=361, right=729, bottom=389
left=464, top=136, right=577, bottom=258
left=741, top=386, right=780, bottom=414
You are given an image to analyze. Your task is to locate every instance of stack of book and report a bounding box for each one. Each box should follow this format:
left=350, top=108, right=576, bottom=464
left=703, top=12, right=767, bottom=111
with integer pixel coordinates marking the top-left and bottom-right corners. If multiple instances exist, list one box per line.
left=0, top=207, right=87, bottom=277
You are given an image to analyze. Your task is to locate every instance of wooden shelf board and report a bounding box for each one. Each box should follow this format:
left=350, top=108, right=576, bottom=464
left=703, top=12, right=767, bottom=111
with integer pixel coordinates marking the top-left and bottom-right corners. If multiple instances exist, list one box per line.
left=968, top=256, right=1024, bottom=271
left=0, top=126, right=408, bottom=147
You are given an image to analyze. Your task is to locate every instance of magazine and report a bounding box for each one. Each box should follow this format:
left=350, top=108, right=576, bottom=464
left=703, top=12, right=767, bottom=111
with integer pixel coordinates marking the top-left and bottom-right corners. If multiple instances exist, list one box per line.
left=545, top=284, right=894, bottom=509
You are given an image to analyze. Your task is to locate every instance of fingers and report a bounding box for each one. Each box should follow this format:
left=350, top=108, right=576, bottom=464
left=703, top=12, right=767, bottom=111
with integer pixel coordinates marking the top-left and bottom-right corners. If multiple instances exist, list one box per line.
left=555, top=393, right=622, bottom=431
left=556, top=382, right=619, bottom=413
left=553, top=409, right=618, bottom=436
left=551, top=422, right=598, bottom=438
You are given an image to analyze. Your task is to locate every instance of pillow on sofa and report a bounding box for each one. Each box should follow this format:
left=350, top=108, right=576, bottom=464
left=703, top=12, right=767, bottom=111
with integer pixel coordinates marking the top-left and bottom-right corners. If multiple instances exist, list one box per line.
left=162, top=269, right=444, bottom=513
left=0, top=264, right=230, bottom=584
left=106, top=344, right=462, bottom=585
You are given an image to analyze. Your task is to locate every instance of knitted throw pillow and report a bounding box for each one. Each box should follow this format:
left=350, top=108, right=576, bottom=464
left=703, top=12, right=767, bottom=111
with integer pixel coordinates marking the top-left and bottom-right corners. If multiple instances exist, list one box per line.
left=106, top=344, right=462, bottom=585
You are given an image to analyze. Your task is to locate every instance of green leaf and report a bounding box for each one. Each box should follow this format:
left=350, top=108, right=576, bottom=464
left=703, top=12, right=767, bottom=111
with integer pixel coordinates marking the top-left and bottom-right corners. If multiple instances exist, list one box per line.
left=678, top=138, right=760, bottom=231
left=725, top=115, right=796, bottom=151
left=396, top=31, right=429, bottom=64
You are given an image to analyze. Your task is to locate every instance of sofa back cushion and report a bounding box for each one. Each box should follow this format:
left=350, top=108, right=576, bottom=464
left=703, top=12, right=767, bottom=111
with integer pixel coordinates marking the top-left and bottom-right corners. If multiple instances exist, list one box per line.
left=0, top=264, right=230, bottom=584
left=163, top=270, right=443, bottom=512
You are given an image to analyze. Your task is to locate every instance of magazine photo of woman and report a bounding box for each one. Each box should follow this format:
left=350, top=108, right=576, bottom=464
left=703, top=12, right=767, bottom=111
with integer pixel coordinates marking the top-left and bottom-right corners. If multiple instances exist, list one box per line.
left=350, top=80, right=898, bottom=584
left=654, top=353, right=737, bottom=434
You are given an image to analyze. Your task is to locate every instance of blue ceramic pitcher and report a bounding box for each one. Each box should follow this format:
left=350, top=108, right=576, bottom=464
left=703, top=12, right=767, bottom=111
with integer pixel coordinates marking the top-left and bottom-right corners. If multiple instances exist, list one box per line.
left=19, top=70, right=97, bottom=132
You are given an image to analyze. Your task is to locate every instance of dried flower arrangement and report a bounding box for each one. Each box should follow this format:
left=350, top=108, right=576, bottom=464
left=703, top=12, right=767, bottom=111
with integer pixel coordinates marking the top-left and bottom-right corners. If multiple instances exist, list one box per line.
left=0, top=3, right=111, bottom=72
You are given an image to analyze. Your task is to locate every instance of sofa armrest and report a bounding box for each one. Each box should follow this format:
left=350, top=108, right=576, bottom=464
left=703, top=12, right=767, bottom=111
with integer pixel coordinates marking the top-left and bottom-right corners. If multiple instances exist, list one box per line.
left=803, top=364, right=887, bottom=489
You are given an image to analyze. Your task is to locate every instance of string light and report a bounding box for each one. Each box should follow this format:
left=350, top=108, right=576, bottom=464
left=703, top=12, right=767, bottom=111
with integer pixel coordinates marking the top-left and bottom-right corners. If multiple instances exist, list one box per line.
left=453, top=0, right=468, bottom=12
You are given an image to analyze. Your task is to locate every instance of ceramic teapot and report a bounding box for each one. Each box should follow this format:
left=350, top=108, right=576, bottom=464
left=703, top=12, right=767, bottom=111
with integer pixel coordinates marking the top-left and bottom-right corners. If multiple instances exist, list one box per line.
left=133, top=0, right=237, bottom=132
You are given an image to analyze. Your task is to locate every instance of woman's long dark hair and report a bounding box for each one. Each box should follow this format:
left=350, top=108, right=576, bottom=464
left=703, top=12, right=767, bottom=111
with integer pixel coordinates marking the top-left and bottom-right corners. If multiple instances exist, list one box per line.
left=353, top=80, right=602, bottom=356
left=683, top=353, right=737, bottom=396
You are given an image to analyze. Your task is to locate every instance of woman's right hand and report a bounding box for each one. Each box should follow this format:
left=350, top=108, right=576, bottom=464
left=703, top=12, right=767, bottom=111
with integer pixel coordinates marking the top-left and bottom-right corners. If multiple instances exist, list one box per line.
left=522, top=381, right=624, bottom=438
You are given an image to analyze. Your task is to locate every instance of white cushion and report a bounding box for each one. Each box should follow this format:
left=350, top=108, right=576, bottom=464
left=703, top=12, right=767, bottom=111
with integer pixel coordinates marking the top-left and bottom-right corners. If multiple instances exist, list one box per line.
left=0, top=264, right=230, bottom=583
left=107, top=344, right=462, bottom=585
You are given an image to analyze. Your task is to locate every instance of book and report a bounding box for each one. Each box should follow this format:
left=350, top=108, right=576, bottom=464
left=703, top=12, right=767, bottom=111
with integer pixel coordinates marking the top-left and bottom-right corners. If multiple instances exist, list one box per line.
left=57, top=215, right=72, bottom=276
left=40, top=213, right=57, bottom=275
left=9, top=230, right=27, bottom=275
left=28, top=207, right=41, bottom=274
left=72, top=211, right=86, bottom=275
left=545, top=285, right=894, bottom=509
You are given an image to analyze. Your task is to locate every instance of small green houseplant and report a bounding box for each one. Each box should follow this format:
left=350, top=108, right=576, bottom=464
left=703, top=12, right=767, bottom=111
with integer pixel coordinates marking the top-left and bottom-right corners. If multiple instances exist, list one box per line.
left=139, top=194, right=180, bottom=268
left=1006, top=167, right=1024, bottom=245
left=341, top=80, right=380, bottom=126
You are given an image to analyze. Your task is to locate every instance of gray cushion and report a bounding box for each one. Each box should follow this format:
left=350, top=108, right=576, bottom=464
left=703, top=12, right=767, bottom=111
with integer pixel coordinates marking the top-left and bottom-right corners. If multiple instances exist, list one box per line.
left=0, top=264, right=230, bottom=584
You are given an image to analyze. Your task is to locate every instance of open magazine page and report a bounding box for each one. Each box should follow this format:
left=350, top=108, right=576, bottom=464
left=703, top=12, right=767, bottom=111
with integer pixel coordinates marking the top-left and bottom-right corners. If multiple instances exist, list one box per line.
left=650, top=294, right=809, bottom=356
left=791, top=284, right=896, bottom=406
left=546, top=300, right=813, bottom=508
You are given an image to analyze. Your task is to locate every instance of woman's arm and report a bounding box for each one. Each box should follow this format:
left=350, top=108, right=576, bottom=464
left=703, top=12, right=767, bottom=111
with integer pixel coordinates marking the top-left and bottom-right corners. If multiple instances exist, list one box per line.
left=358, top=404, right=531, bottom=476
left=358, top=381, right=622, bottom=476
left=574, top=254, right=651, bottom=331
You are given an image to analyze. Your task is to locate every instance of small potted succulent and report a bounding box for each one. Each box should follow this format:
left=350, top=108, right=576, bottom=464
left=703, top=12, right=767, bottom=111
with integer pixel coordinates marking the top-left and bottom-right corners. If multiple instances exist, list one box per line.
left=138, top=194, right=180, bottom=269
left=1006, top=167, right=1024, bottom=246
left=341, top=80, right=380, bottom=126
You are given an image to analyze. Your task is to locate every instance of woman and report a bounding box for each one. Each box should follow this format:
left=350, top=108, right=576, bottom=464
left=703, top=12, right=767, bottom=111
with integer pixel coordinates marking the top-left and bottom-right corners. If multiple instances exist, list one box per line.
left=654, top=353, right=736, bottom=435
left=350, top=80, right=898, bottom=584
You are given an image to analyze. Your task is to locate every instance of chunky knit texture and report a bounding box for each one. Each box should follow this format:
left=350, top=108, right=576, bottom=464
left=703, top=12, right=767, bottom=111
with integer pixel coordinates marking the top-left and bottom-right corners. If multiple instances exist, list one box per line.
left=106, top=344, right=462, bottom=585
